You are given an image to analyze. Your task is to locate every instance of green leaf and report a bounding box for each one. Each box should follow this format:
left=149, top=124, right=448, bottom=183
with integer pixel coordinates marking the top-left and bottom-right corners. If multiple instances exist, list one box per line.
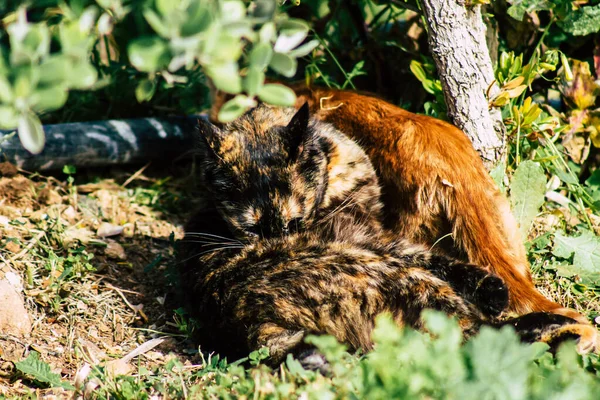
left=128, top=36, right=170, bottom=73
left=69, top=62, right=98, bottom=90
left=218, top=95, right=257, bottom=122
left=269, top=52, right=297, bottom=78
left=155, top=0, right=178, bottom=16
left=274, top=30, right=307, bottom=53
left=143, top=9, right=170, bottom=37
left=62, top=165, right=76, bottom=175
left=506, top=0, right=554, bottom=22
left=288, top=39, right=319, bottom=58
left=58, top=21, right=95, bottom=57
left=410, top=60, right=427, bottom=82
left=510, top=160, right=546, bottom=237
left=507, top=4, right=526, bottom=21
left=259, top=22, right=276, bottom=43
left=31, top=85, right=69, bottom=112
left=258, top=83, right=296, bottom=106
left=559, top=5, right=600, bottom=36
left=14, top=69, right=36, bottom=99
left=278, top=18, right=310, bottom=34
left=135, top=79, right=157, bottom=103
left=490, top=161, right=506, bottom=193
left=38, top=55, right=70, bottom=86
left=244, top=66, right=264, bottom=97
left=553, top=168, right=578, bottom=185
left=220, top=0, right=246, bottom=22
left=249, top=42, right=273, bottom=70
left=285, top=354, right=309, bottom=378
left=463, top=326, right=535, bottom=400
left=180, top=2, right=216, bottom=36
left=18, top=112, right=45, bottom=155
left=251, top=0, right=277, bottom=21
left=8, top=22, right=51, bottom=64
left=205, top=62, right=242, bottom=94
left=208, top=33, right=243, bottom=63
left=15, top=351, right=74, bottom=390
left=0, top=76, right=14, bottom=103
left=0, top=106, right=19, bottom=129
left=553, top=230, right=600, bottom=285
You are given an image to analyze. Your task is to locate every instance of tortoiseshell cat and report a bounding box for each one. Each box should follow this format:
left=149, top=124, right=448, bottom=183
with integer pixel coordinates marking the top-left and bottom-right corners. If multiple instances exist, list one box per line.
left=210, top=83, right=586, bottom=323
left=180, top=104, right=598, bottom=364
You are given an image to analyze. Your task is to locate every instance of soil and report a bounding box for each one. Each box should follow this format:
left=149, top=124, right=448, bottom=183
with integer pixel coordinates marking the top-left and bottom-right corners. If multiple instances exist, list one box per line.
left=0, top=162, right=202, bottom=397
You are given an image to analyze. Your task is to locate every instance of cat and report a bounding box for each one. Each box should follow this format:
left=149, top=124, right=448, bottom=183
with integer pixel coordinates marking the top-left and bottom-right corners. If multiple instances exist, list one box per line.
left=180, top=104, right=597, bottom=365
left=192, top=103, right=383, bottom=243
left=209, top=83, right=586, bottom=323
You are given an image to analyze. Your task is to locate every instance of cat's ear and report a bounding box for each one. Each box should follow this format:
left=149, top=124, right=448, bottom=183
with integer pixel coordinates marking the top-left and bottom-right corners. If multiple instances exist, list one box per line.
left=195, top=118, right=222, bottom=157
left=286, top=102, right=310, bottom=161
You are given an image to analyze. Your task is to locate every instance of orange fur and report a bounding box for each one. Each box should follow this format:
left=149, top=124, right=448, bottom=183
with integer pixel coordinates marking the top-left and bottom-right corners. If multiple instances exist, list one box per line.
left=209, top=84, right=586, bottom=323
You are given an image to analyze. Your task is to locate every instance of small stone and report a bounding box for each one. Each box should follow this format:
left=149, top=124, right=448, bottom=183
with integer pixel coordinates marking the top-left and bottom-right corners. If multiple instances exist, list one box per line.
left=4, top=271, right=23, bottom=292
left=0, top=215, right=9, bottom=226
left=62, top=205, right=78, bottom=223
left=0, top=278, right=32, bottom=336
left=97, top=222, right=124, bottom=238
left=105, top=240, right=127, bottom=260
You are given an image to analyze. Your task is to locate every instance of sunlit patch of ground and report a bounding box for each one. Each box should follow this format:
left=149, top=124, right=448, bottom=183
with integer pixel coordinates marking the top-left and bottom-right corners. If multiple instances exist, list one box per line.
left=0, top=163, right=199, bottom=397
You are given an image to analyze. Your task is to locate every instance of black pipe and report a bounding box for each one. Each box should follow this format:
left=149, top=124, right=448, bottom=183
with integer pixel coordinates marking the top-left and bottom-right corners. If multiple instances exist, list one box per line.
left=0, top=116, right=199, bottom=171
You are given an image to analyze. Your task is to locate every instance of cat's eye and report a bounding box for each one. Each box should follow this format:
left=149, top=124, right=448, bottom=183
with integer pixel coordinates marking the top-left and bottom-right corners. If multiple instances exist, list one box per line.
left=245, top=226, right=260, bottom=238
left=286, top=218, right=304, bottom=234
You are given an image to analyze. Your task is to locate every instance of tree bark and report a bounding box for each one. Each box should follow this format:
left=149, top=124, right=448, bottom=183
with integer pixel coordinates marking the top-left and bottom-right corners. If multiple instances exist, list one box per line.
left=420, top=0, right=506, bottom=170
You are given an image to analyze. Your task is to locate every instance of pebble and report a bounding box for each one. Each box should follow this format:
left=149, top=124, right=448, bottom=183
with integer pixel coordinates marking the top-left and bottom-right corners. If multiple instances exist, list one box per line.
left=97, top=222, right=124, bottom=238
left=105, top=240, right=127, bottom=260
left=0, top=278, right=32, bottom=337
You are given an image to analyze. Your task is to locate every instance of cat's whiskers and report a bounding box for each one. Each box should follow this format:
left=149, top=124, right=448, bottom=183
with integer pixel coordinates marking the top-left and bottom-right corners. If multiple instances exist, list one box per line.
left=319, top=188, right=377, bottom=224
left=318, top=185, right=369, bottom=222
left=184, top=232, right=244, bottom=245
left=177, top=244, right=245, bottom=265
left=181, top=239, right=243, bottom=247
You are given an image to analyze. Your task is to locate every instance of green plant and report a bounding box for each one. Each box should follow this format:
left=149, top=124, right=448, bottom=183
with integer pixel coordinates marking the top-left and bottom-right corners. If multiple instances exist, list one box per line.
left=0, top=0, right=319, bottom=154
left=52, top=312, right=600, bottom=399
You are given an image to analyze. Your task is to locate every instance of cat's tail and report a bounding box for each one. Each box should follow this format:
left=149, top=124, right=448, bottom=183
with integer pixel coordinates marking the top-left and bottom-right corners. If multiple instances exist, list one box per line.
left=435, top=131, right=586, bottom=323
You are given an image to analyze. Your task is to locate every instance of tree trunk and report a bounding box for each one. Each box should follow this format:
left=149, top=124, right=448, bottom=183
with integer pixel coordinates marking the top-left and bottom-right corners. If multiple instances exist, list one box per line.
left=420, top=0, right=506, bottom=170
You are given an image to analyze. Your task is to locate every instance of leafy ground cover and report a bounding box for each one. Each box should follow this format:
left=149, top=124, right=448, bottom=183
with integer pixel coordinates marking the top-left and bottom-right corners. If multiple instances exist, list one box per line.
left=0, top=158, right=599, bottom=399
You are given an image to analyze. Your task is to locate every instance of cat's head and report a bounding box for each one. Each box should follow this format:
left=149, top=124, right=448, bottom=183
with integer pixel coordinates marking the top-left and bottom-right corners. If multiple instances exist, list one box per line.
left=196, top=103, right=324, bottom=239
left=196, top=103, right=382, bottom=241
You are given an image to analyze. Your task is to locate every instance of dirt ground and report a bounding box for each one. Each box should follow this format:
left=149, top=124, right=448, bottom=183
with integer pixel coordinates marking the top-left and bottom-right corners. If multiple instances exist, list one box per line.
left=0, top=162, right=200, bottom=397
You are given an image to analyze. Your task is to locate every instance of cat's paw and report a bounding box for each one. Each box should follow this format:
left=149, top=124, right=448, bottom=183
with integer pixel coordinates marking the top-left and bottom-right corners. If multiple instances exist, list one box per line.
left=474, top=275, right=509, bottom=317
